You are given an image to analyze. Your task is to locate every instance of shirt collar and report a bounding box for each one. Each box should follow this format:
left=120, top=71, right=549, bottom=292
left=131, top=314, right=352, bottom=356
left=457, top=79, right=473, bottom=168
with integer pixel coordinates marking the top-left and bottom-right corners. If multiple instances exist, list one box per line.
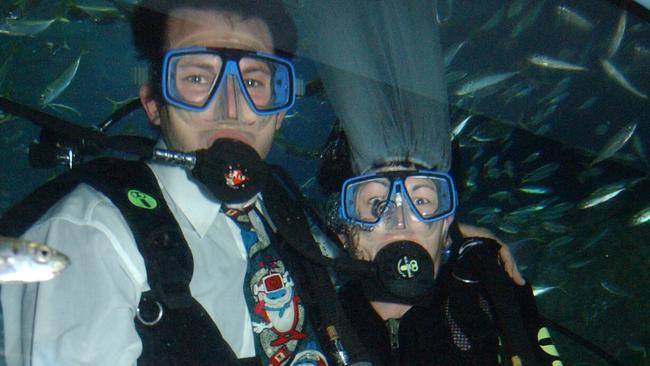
left=147, top=140, right=222, bottom=237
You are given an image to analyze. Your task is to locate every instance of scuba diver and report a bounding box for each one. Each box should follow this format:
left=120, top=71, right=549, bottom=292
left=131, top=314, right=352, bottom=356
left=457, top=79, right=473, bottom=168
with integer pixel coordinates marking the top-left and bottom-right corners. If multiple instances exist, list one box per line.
left=301, top=0, right=563, bottom=364
left=0, top=0, right=367, bottom=365
left=318, top=130, right=562, bottom=365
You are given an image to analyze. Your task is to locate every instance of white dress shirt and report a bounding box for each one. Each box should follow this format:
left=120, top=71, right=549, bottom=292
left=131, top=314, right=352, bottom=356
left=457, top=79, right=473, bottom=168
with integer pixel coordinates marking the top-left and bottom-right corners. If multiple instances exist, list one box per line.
left=2, top=156, right=256, bottom=365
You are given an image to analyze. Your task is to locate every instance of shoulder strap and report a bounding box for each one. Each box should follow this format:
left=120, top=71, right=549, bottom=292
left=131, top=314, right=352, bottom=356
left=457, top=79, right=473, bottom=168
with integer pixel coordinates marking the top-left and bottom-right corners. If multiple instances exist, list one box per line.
left=78, top=159, right=245, bottom=365
left=262, top=164, right=369, bottom=364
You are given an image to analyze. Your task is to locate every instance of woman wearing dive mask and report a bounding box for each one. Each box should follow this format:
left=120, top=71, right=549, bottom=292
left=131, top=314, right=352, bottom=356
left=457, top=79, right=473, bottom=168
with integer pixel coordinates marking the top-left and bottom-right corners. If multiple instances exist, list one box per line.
left=324, top=158, right=562, bottom=365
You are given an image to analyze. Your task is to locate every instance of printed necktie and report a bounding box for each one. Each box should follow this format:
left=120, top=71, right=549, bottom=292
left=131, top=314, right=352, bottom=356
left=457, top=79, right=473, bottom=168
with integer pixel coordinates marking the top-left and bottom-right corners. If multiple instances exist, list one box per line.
left=221, top=205, right=328, bottom=366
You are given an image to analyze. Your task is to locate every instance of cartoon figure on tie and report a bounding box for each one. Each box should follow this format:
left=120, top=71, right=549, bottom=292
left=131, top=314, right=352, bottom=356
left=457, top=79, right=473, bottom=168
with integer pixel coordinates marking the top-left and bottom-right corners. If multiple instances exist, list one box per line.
left=251, top=260, right=308, bottom=365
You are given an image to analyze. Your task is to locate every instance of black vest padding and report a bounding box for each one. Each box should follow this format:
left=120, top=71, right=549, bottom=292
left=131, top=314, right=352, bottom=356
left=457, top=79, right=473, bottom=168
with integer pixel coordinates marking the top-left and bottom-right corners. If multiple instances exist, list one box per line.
left=263, top=165, right=370, bottom=364
left=0, top=158, right=256, bottom=365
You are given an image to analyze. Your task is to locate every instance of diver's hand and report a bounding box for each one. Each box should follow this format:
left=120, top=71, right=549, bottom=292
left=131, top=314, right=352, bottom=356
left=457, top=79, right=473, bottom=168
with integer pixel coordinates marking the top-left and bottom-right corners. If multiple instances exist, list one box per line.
left=457, top=223, right=526, bottom=286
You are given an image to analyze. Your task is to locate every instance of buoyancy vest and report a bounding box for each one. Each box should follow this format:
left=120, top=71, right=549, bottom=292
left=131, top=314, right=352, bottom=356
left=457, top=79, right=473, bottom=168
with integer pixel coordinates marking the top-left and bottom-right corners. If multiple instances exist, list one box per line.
left=0, top=158, right=367, bottom=365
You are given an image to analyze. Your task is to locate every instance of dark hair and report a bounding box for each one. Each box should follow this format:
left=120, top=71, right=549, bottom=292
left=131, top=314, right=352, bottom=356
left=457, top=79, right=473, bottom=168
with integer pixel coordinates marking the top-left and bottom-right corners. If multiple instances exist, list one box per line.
left=131, top=0, right=297, bottom=95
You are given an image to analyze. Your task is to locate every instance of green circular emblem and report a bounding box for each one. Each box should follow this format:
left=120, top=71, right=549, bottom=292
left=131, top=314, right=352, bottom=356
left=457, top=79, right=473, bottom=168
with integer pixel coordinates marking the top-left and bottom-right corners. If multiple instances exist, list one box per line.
left=127, top=189, right=158, bottom=210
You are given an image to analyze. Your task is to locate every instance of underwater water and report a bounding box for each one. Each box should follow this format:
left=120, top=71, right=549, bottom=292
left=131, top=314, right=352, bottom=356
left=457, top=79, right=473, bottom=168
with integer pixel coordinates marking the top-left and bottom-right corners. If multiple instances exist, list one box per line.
left=0, top=0, right=648, bottom=365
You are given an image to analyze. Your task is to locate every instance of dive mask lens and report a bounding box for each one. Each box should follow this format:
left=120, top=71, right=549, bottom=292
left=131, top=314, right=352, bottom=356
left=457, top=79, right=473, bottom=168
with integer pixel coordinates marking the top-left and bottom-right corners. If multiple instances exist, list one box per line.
left=162, top=47, right=295, bottom=114
left=340, top=170, right=457, bottom=226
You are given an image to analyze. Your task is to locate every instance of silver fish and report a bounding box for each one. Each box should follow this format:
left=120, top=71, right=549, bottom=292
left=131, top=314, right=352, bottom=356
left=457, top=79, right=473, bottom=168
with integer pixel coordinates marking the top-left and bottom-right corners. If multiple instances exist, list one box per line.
left=567, top=258, right=594, bottom=269
left=629, top=206, right=650, bottom=226
left=507, top=0, right=526, bottom=19
left=607, top=10, right=627, bottom=58
left=445, top=70, right=468, bottom=84
left=577, top=181, right=630, bottom=209
left=547, top=235, right=573, bottom=249
left=600, top=281, right=631, bottom=297
left=577, top=96, right=598, bottom=111
left=0, top=18, right=59, bottom=36
left=532, top=285, right=560, bottom=297
left=477, top=6, right=504, bottom=33
left=444, top=41, right=466, bottom=68
left=47, top=102, right=82, bottom=117
left=40, top=53, right=83, bottom=106
left=522, top=163, right=560, bottom=183
left=580, top=228, right=609, bottom=251
left=600, top=59, right=647, bottom=99
left=522, top=151, right=541, bottom=164
left=555, top=5, right=595, bottom=31
left=510, top=0, right=545, bottom=38
left=527, top=55, right=587, bottom=72
left=541, top=221, right=570, bottom=234
left=451, top=115, right=472, bottom=139
left=590, top=122, right=637, bottom=166
left=433, top=0, right=452, bottom=25
left=518, top=185, right=552, bottom=195
left=455, top=72, right=518, bottom=96
left=632, top=134, right=648, bottom=166
left=0, top=236, right=69, bottom=283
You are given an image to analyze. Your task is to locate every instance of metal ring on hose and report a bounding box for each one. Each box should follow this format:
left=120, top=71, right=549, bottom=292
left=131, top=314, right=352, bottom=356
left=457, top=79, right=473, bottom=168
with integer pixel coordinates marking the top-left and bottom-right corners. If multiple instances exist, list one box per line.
left=136, top=300, right=163, bottom=326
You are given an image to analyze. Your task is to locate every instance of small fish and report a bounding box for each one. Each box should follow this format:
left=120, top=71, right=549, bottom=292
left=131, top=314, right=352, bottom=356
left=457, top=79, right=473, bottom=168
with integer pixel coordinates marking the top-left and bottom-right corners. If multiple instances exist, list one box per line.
left=40, top=52, right=85, bottom=106
left=542, top=221, right=570, bottom=234
left=567, top=258, right=594, bottom=269
left=47, top=103, right=82, bottom=117
left=477, top=6, right=504, bottom=33
left=0, top=236, right=69, bottom=282
left=580, top=228, right=609, bottom=251
left=496, top=222, right=519, bottom=235
left=433, top=0, right=452, bottom=25
left=489, top=191, right=514, bottom=203
left=555, top=5, right=595, bottom=31
left=527, top=55, right=588, bottom=72
left=607, top=11, right=627, bottom=58
left=451, top=115, right=472, bottom=139
left=522, top=151, right=541, bottom=164
left=485, top=155, right=499, bottom=168
left=600, top=59, right=647, bottom=99
left=522, top=163, right=560, bottom=183
left=106, top=96, right=140, bottom=113
left=577, top=182, right=628, bottom=209
left=518, top=185, right=552, bottom=195
left=68, top=4, right=125, bottom=24
left=510, top=0, right=545, bottom=38
left=629, top=205, right=650, bottom=226
left=446, top=70, right=468, bottom=84
left=577, top=96, right=598, bottom=111
left=0, top=18, right=63, bottom=36
left=444, top=41, right=466, bottom=68
left=532, top=285, right=560, bottom=297
left=547, top=235, right=573, bottom=249
left=631, top=134, right=648, bottom=166
left=600, top=281, right=631, bottom=297
left=469, top=206, right=502, bottom=216
left=590, top=122, right=637, bottom=166
left=455, top=72, right=518, bottom=96
left=507, top=0, right=526, bottom=19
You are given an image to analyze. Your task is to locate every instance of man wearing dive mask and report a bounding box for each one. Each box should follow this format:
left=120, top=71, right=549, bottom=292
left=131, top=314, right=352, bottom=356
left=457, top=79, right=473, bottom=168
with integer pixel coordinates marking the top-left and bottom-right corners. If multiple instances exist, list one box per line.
left=2, top=1, right=364, bottom=365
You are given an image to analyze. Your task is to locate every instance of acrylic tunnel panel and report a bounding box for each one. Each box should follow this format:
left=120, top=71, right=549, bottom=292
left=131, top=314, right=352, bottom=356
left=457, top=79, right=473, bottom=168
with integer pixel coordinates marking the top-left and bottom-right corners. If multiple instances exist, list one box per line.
left=0, top=0, right=648, bottom=365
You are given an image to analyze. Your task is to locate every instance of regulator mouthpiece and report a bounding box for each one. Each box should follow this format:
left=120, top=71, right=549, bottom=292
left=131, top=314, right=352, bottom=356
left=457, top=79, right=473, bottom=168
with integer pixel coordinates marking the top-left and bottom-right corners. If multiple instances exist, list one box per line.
left=192, top=138, right=268, bottom=205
